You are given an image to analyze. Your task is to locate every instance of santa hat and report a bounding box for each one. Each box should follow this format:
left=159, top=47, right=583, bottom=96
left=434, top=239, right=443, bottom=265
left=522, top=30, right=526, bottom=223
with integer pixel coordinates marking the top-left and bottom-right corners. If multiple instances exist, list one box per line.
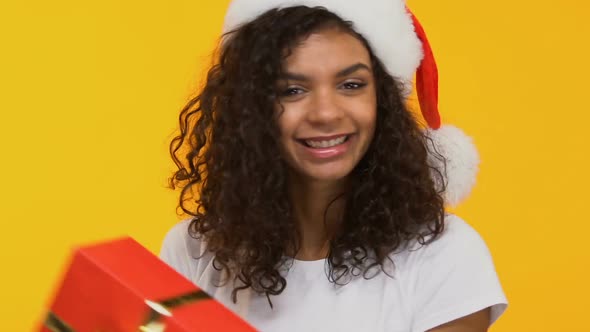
left=222, top=0, right=479, bottom=207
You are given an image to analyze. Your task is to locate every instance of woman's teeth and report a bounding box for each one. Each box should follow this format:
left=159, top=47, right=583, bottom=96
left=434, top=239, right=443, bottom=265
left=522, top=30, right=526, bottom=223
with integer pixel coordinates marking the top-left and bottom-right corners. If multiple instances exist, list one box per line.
left=305, top=136, right=347, bottom=148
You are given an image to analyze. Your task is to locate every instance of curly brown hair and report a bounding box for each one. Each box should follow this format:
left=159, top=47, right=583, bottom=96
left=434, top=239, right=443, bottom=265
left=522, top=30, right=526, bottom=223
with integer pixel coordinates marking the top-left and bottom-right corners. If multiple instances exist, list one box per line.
left=169, top=5, right=446, bottom=305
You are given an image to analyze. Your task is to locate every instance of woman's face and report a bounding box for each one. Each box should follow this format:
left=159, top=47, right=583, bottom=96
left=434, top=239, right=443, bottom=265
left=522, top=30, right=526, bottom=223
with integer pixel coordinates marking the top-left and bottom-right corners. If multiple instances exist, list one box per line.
left=275, top=28, right=377, bottom=183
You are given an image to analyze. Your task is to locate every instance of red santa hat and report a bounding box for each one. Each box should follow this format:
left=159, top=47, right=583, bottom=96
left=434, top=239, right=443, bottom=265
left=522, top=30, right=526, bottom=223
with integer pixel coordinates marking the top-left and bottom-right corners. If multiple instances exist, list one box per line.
left=222, top=0, right=479, bottom=207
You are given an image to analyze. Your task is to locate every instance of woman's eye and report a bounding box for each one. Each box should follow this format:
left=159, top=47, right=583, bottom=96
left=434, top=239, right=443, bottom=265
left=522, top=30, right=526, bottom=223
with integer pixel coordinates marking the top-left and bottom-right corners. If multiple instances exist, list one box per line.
left=342, top=82, right=366, bottom=90
left=281, top=87, right=305, bottom=96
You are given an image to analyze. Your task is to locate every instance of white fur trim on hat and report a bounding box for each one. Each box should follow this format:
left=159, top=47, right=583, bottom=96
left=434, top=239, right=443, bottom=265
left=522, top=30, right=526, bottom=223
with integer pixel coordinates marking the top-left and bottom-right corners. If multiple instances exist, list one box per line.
left=222, top=0, right=422, bottom=93
left=426, top=125, right=480, bottom=207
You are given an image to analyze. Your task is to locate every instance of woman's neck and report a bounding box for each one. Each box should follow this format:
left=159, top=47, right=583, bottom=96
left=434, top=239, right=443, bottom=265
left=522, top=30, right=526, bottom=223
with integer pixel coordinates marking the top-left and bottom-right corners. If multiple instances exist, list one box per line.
left=288, top=176, right=349, bottom=260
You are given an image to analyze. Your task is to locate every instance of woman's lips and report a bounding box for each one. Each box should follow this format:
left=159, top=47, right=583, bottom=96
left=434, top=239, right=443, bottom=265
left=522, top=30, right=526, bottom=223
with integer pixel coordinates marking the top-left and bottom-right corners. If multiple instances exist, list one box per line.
left=297, top=134, right=353, bottom=160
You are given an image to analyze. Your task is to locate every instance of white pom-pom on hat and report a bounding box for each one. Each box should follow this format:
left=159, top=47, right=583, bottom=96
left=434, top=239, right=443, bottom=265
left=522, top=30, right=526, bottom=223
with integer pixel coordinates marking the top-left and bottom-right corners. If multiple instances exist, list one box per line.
left=223, top=0, right=480, bottom=206
left=425, top=125, right=480, bottom=207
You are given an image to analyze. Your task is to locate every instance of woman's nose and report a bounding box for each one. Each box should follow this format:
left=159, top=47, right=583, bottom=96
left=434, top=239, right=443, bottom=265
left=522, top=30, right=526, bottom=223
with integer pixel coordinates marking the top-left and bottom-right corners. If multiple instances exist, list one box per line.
left=307, top=88, right=344, bottom=124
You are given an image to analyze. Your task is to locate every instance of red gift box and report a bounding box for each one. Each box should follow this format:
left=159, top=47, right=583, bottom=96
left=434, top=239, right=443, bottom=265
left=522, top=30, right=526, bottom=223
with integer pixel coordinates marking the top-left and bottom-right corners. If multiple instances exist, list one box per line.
left=39, top=237, right=256, bottom=332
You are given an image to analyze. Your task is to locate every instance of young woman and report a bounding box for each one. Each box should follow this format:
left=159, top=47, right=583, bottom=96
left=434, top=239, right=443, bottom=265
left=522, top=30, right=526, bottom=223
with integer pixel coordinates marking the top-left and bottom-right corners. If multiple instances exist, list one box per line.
left=161, top=1, right=507, bottom=331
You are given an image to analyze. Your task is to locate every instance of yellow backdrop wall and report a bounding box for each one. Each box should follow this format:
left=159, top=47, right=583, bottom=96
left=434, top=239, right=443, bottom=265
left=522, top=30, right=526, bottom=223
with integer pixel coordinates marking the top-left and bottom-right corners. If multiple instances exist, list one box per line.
left=1, top=0, right=588, bottom=330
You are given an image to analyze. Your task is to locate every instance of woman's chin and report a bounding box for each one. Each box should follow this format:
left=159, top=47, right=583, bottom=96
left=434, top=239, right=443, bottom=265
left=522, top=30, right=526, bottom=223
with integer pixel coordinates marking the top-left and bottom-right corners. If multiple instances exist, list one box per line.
left=297, top=165, right=355, bottom=183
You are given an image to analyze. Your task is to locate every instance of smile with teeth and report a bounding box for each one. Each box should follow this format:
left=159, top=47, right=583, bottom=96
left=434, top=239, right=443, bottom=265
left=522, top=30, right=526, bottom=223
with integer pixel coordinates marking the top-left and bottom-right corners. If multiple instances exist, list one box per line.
left=304, top=136, right=348, bottom=148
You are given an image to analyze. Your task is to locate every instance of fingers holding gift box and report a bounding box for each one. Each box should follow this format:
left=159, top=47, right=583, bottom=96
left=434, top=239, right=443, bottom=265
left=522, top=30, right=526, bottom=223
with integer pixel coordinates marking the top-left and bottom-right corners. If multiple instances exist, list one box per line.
left=39, top=237, right=256, bottom=332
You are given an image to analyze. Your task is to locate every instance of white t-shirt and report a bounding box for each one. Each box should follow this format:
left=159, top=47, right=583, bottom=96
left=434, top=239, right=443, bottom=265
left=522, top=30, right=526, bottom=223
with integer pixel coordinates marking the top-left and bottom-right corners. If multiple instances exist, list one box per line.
left=160, top=214, right=507, bottom=332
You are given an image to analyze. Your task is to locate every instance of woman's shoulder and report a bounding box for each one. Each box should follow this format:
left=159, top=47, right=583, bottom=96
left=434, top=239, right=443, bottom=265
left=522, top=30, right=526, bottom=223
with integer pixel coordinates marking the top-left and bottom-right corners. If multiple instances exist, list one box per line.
left=159, top=218, right=214, bottom=282
left=388, top=213, right=500, bottom=290
left=160, top=218, right=193, bottom=259
left=402, top=213, right=490, bottom=257
left=430, top=213, right=488, bottom=251
left=392, top=213, right=508, bottom=331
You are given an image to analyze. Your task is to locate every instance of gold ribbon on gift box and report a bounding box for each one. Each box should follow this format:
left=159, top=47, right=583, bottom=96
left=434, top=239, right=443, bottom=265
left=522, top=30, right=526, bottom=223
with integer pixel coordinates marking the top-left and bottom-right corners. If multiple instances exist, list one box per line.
left=44, top=290, right=211, bottom=332
left=139, top=290, right=211, bottom=332
left=45, top=311, right=74, bottom=332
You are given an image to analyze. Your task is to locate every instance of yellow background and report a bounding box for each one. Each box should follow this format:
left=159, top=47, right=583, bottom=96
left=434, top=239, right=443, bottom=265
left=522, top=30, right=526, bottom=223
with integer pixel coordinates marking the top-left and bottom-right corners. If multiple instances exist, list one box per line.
left=0, top=0, right=588, bottom=330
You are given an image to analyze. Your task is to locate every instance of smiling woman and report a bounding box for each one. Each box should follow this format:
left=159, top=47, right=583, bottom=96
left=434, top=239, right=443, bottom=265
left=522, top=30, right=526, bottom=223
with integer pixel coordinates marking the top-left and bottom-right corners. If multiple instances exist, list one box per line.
left=161, top=1, right=507, bottom=331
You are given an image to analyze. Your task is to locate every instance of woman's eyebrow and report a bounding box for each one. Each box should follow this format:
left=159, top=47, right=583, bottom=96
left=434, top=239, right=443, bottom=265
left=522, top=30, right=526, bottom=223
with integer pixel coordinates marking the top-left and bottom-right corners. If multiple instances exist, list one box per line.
left=280, top=72, right=309, bottom=82
left=335, top=63, right=371, bottom=77
left=280, top=63, right=372, bottom=82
